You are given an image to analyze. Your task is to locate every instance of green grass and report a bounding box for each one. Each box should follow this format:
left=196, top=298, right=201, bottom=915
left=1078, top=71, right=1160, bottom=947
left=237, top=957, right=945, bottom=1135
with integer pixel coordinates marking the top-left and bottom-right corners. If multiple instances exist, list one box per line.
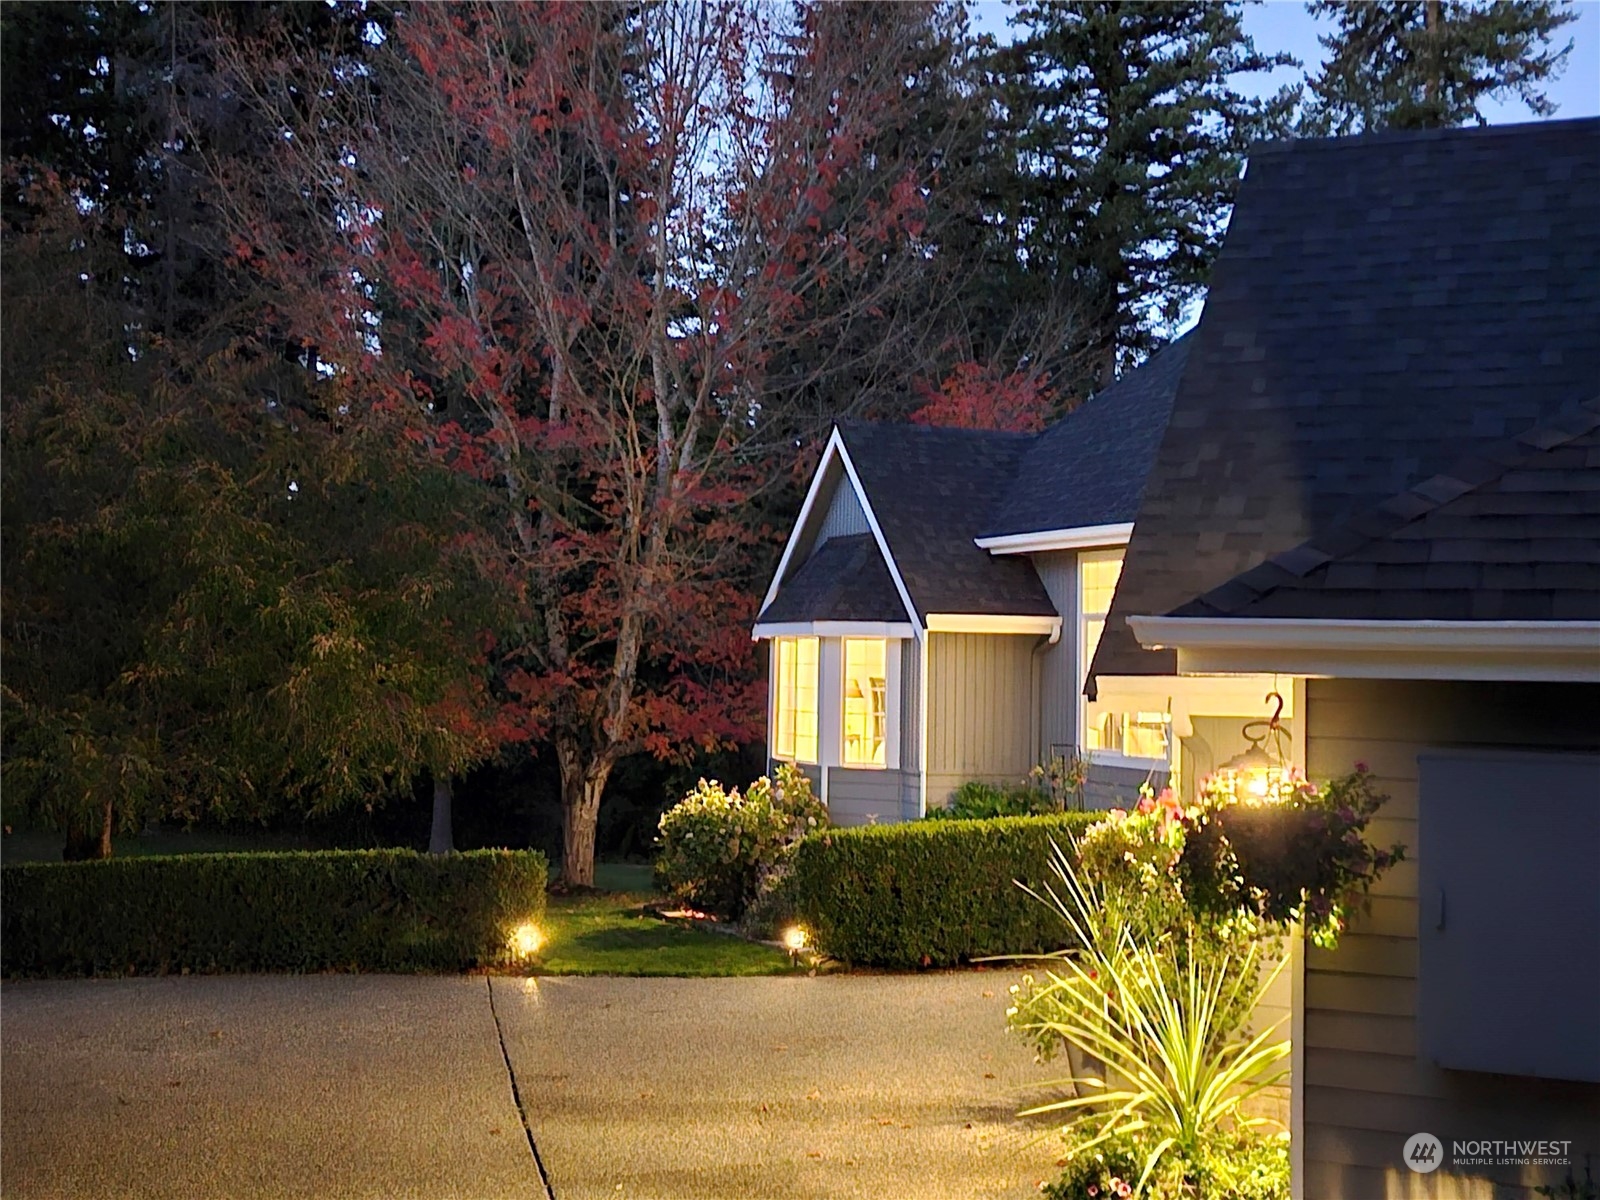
left=537, top=864, right=798, bottom=977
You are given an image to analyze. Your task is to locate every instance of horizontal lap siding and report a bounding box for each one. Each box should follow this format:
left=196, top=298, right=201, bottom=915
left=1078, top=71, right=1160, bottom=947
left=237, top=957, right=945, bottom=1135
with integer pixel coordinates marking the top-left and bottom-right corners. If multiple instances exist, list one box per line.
left=825, top=768, right=906, bottom=826
left=1303, top=678, right=1600, bottom=1200
left=924, top=633, right=1038, bottom=809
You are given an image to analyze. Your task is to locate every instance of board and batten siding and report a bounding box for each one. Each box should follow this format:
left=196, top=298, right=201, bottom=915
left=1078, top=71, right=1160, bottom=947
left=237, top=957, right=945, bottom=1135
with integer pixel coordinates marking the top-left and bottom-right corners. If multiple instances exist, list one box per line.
left=1301, top=678, right=1600, bottom=1200
left=924, top=632, right=1039, bottom=808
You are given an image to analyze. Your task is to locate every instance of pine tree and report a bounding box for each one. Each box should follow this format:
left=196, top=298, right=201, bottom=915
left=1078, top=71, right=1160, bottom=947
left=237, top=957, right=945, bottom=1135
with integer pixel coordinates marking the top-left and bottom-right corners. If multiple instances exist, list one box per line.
left=993, top=1, right=1295, bottom=394
left=1301, top=0, right=1578, bottom=135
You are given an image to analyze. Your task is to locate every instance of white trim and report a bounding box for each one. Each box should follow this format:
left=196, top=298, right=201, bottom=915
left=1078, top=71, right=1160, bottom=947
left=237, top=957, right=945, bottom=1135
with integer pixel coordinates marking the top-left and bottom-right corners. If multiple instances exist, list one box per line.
left=974, top=521, right=1135, bottom=556
left=753, top=620, right=916, bottom=641
left=754, top=428, right=922, bottom=636
left=1086, top=749, right=1171, bottom=772
left=1288, top=676, right=1306, bottom=1200
left=1128, top=616, right=1600, bottom=682
left=885, top=640, right=902, bottom=772
left=834, top=436, right=924, bottom=635
left=924, top=613, right=1062, bottom=638
left=918, top=631, right=930, bottom=818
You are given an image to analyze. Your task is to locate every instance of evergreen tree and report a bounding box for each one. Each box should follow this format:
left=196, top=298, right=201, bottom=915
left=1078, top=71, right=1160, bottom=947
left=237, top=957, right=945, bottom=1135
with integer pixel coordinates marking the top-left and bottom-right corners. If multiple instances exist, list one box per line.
left=1301, top=0, right=1578, bottom=135
left=993, top=1, right=1295, bottom=394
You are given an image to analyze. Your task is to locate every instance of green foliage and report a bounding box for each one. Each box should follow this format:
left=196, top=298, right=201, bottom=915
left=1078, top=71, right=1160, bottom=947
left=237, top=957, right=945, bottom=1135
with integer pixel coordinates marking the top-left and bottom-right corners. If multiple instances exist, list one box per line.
left=0, top=848, right=547, bottom=976
left=1178, top=767, right=1405, bottom=950
left=929, top=779, right=1057, bottom=820
left=1012, top=842, right=1290, bottom=1196
left=653, top=764, right=826, bottom=920
left=991, top=1, right=1296, bottom=392
left=789, top=812, right=1102, bottom=966
left=1301, top=0, right=1579, bottom=135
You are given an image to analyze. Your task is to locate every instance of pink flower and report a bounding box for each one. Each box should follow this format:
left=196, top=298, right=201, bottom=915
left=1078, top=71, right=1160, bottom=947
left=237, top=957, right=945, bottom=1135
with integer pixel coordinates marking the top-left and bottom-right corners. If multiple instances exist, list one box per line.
left=1116, top=1181, right=1132, bottom=1198
left=1108, top=808, right=1127, bottom=822
left=1354, top=760, right=1369, bottom=773
left=1088, top=1188, right=1099, bottom=1198
left=1136, top=795, right=1155, bottom=815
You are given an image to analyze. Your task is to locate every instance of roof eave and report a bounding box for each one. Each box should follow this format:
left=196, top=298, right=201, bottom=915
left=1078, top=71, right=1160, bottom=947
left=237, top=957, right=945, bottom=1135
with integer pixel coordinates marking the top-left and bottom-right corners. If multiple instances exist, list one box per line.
left=1127, top=615, right=1600, bottom=683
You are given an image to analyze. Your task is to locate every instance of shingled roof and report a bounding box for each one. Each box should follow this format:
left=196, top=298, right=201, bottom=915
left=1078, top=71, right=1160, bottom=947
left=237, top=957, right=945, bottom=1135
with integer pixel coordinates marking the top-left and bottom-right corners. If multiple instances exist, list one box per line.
left=1174, top=398, right=1600, bottom=622
left=835, top=423, right=1057, bottom=618
left=1092, top=117, right=1600, bottom=685
left=983, top=335, right=1191, bottom=539
left=757, top=534, right=909, bottom=624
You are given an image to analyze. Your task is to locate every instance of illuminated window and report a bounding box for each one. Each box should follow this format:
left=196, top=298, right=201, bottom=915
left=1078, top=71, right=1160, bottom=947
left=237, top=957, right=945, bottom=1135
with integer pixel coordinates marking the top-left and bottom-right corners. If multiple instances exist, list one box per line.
left=773, top=637, right=818, bottom=763
left=841, top=638, right=888, bottom=767
left=1080, top=549, right=1170, bottom=763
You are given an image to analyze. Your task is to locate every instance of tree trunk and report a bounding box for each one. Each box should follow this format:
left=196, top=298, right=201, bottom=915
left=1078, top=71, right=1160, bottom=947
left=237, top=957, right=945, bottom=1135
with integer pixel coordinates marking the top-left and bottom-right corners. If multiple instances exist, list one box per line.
left=557, top=745, right=612, bottom=888
left=62, top=796, right=114, bottom=861
left=428, top=774, right=454, bottom=855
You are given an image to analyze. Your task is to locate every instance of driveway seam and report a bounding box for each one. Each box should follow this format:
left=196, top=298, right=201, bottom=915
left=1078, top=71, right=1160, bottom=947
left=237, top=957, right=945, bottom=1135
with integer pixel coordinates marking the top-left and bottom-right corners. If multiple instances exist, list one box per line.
left=486, top=977, right=556, bottom=1200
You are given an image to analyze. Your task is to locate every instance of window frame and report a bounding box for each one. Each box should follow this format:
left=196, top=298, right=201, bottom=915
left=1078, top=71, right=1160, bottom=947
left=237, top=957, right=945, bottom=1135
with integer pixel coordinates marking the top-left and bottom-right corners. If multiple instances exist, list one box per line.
left=1078, top=548, right=1171, bottom=769
left=839, top=636, right=890, bottom=769
left=771, top=636, right=819, bottom=765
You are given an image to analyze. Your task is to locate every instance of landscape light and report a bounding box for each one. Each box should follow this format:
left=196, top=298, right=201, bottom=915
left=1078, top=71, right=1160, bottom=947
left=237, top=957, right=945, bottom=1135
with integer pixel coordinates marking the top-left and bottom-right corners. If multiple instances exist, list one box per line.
left=509, top=922, right=544, bottom=959
left=783, top=926, right=808, bottom=955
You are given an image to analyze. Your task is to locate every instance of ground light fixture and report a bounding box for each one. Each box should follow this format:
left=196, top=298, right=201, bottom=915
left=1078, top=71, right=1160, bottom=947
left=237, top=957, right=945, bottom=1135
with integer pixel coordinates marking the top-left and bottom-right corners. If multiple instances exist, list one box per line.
left=508, top=922, right=544, bottom=960
left=782, top=926, right=808, bottom=963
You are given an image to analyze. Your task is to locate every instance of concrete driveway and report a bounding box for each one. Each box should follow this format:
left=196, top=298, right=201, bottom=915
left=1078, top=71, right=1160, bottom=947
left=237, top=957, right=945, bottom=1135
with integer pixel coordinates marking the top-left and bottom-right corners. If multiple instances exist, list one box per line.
left=1, top=973, right=1062, bottom=1200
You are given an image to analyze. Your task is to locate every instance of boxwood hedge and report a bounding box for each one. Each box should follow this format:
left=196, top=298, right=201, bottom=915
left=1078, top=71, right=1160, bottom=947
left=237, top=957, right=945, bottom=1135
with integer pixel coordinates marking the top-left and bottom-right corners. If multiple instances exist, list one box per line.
left=790, top=812, right=1103, bottom=967
left=1, top=848, right=547, bottom=977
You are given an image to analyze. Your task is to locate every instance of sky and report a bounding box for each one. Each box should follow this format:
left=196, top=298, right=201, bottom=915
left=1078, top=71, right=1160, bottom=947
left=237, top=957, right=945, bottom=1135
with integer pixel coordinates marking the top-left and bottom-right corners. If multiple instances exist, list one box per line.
left=967, top=0, right=1600, bottom=126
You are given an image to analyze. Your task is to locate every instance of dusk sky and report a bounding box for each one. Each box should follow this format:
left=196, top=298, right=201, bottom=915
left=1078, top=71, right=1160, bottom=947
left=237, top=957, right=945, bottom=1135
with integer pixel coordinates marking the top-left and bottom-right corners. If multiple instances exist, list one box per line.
left=968, top=0, right=1600, bottom=126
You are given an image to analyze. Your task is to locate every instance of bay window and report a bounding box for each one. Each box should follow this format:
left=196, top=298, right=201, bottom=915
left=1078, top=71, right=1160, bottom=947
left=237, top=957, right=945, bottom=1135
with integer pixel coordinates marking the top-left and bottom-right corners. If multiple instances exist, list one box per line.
left=773, top=636, right=819, bottom=762
left=841, top=638, right=888, bottom=767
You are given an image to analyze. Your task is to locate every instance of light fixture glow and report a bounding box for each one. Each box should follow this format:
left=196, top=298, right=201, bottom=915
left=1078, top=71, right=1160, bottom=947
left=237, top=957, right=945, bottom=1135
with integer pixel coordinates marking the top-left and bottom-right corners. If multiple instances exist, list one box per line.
left=509, top=922, right=544, bottom=959
left=782, top=926, right=808, bottom=952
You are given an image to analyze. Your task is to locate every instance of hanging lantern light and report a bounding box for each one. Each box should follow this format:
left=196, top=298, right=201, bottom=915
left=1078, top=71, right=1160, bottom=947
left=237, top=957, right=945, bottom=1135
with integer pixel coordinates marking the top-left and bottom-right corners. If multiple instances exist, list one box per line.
left=1210, top=692, right=1292, bottom=804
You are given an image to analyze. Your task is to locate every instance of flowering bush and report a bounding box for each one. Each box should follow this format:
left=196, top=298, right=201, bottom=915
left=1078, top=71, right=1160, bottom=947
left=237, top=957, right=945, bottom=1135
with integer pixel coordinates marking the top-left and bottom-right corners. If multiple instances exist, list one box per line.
left=1178, top=765, right=1405, bottom=949
left=654, top=764, right=825, bottom=920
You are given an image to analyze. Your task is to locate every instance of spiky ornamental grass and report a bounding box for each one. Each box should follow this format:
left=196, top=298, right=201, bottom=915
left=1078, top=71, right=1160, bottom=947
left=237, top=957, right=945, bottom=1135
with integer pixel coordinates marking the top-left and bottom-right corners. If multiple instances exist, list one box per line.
left=1010, top=841, right=1290, bottom=1195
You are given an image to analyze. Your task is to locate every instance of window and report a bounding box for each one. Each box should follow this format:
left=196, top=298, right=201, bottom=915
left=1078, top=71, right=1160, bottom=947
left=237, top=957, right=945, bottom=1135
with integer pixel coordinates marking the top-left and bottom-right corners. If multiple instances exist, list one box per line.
left=840, top=638, right=888, bottom=767
left=773, top=637, right=818, bottom=763
left=1080, top=548, right=1171, bottom=763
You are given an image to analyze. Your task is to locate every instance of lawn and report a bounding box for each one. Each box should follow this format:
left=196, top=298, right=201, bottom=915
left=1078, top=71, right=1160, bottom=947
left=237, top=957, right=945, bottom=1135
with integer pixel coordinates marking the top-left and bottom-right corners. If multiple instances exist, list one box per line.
left=537, top=862, right=799, bottom=977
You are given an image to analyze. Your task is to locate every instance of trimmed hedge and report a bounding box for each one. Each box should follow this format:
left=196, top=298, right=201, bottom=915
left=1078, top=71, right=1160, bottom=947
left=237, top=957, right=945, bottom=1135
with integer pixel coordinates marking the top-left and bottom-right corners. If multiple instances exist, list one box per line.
left=1, top=848, right=547, bottom=977
left=790, top=812, right=1102, bottom=967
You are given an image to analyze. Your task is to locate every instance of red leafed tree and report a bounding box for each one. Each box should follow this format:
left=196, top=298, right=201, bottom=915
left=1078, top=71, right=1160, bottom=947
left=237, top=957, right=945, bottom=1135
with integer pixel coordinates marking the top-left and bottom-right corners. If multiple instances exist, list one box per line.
left=909, top=361, right=1054, bottom=433
left=208, top=1, right=942, bottom=884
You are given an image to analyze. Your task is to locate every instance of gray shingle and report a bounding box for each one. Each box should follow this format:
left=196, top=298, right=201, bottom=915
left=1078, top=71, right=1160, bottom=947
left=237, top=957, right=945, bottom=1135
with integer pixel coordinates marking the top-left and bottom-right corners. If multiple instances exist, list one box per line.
left=757, top=534, right=907, bottom=624
left=1093, top=118, right=1600, bottom=683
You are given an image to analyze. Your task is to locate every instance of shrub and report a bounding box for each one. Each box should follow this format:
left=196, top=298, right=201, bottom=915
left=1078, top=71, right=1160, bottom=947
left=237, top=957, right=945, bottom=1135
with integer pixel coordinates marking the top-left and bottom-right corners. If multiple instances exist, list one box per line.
left=654, top=764, right=825, bottom=920
left=1012, top=842, right=1289, bottom=1196
left=926, top=779, right=1055, bottom=820
left=789, top=812, right=1101, bottom=966
left=0, top=848, right=547, bottom=976
left=1178, top=765, right=1405, bottom=949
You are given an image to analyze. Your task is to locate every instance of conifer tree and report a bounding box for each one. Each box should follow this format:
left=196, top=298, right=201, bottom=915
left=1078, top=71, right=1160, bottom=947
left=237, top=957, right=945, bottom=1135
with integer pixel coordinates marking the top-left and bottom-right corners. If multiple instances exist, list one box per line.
left=1301, top=0, right=1578, bottom=135
left=994, top=1, right=1295, bottom=395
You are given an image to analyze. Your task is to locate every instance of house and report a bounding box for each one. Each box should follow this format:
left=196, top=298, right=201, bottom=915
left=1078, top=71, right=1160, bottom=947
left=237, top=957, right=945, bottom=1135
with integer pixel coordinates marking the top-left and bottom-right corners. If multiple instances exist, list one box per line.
left=1091, top=118, right=1600, bottom=1199
left=752, top=333, right=1196, bottom=823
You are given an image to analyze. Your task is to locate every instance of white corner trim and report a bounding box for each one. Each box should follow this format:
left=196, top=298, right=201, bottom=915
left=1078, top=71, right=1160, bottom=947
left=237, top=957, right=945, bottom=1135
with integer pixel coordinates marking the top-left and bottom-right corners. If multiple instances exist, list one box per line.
left=752, top=620, right=916, bottom=641
left=757, top=428, right=845, bottom=618
left=925, top=613, right=1063, bottom=638
left=974, top=522, right=1134, bottom=556
left=833, top=437, right=924, bottom=636
left=1127, top=616, right=1600, bottom=682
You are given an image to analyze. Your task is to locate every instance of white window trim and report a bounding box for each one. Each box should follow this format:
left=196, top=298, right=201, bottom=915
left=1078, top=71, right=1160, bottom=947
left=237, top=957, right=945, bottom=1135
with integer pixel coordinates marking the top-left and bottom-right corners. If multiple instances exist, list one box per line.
left=1079, top=549, right=1174, bottom=769
left=769, top=636, right=820, bottom=766
left=836, top=637, right=900, bottom=772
